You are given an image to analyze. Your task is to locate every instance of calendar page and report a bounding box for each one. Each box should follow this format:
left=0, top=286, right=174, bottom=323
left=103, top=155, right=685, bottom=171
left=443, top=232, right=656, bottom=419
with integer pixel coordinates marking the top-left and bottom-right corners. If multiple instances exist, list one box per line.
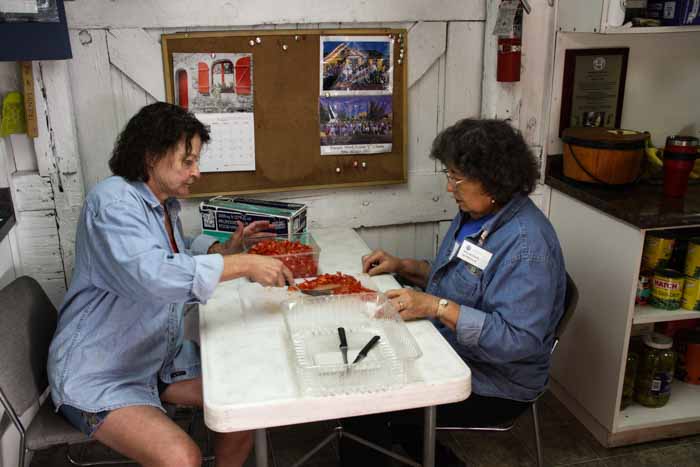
left=196, top=113, right=256, bottom=172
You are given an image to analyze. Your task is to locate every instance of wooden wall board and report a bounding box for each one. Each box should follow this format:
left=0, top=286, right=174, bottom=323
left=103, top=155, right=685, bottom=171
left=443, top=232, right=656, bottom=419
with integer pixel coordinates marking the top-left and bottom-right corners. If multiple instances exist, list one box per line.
left=161, top=28, right=407, bottom=197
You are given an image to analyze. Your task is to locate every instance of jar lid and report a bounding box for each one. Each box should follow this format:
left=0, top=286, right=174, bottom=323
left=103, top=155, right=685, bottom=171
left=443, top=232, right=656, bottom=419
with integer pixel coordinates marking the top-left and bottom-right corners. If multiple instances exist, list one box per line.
left=666, top=136, right=699, bottom=148
left=561, top=127, right=647, bottom=150
left=643, top=332, right=673, bottom=350
left=654, top=268, right=684, bottom=279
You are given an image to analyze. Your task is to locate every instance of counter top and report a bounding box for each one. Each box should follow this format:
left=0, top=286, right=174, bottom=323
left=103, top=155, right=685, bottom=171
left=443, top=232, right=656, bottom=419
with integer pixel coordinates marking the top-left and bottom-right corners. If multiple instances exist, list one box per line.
left=545, top=155, right=700, bottom=229
left=0, top=188, right=15, bottom=242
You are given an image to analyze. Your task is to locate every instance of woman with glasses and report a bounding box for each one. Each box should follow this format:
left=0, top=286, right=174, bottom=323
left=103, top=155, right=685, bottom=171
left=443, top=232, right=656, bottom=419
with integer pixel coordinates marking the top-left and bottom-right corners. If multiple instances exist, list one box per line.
left=343, top=119, right=566, bottom=466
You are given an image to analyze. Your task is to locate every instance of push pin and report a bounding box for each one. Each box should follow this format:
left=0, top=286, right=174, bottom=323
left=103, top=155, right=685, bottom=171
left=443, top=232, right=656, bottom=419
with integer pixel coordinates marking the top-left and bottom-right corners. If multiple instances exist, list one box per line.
left=255, top=37, right=262, bottom=44
left=361, top=161, right=367, bottom=168
left=282, top=44, right=288, bottom=51
left=335, top=167, right=341, bottom=173
left=294, top=35, right=300, bottom=41
left=352, top=160, right=359, bottom=168
left=249, top=39, right=255, bottom=47
left=397, top=59, right=402, bottom=65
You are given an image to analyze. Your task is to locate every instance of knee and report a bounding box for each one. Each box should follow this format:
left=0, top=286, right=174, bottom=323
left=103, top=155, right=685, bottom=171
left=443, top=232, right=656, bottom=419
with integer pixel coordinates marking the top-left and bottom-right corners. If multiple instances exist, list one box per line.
left=161, top=440, right=201, bottom=467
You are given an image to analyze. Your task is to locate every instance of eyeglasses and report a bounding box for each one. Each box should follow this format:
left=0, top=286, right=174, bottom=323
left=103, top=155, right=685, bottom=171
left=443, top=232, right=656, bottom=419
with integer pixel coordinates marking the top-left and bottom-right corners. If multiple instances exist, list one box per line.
left=440, top=169, right=465, bottom=186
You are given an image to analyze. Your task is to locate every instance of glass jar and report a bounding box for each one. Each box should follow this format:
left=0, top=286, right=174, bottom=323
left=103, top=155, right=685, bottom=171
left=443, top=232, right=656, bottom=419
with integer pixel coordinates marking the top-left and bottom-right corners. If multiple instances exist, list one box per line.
left=621, top=351, right=638, bottom=409
left=635, top=333, right=675, bottom=408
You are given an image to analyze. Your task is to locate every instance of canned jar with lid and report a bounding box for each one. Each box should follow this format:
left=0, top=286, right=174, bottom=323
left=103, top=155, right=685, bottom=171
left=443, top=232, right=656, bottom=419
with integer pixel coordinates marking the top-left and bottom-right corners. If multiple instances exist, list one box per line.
left=642, top=232, right=676, bottom=272
left=635, top=333, right=675, bottom=408
left=650, top=269, right=684, bottom=310
left=681, top=277, right=700, bottom=311
left=621, top=351, right=638, bottom=409
left=684, top=237, right=700, bottom=278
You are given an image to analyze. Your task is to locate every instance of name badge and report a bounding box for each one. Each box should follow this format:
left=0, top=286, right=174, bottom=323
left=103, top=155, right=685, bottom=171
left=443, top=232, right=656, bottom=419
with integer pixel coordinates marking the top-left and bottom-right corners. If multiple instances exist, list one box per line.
left=457, top=239, right=492, bottom=271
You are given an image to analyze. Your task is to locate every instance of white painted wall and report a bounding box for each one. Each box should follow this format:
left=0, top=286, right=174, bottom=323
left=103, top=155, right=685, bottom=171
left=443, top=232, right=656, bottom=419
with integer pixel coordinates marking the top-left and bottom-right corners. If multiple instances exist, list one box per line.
left=63, top=2, right=489, bottom=251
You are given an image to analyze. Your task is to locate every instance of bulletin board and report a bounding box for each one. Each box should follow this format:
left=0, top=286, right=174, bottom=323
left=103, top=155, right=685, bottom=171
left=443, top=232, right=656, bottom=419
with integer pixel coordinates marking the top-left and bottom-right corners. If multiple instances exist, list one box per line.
left=161, top=29, right=407, bottom=197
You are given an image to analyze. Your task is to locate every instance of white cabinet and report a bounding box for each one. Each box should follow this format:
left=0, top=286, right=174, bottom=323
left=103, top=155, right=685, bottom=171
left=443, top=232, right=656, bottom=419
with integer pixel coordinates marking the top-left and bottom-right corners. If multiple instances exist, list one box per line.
left=557, top=0, right=700, bottom=33
left=548, top=187, right=700, bottom=446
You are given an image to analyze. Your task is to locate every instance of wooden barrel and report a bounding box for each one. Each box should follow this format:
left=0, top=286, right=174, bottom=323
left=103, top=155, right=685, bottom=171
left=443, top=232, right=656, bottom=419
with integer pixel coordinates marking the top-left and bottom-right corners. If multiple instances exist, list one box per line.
left=562, top=127, right=647, bottom=184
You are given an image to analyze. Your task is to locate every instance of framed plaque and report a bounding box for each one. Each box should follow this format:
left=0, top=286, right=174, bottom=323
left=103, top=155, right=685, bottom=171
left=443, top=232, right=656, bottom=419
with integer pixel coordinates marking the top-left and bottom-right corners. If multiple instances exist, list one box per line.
left=559, top=48, right=629, bottom=136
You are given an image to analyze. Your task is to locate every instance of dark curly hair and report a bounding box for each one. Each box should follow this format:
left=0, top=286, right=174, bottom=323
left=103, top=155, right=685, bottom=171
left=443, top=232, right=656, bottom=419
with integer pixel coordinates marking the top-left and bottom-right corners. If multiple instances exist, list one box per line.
left=109, top=102, right=210, bottom=182
left=429, top=119, right=538, bottom=205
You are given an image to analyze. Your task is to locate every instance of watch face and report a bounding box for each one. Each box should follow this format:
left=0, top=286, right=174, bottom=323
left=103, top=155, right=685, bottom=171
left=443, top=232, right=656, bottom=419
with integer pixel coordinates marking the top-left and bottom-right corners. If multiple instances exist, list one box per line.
left=439, top=299, right=448, bottom=307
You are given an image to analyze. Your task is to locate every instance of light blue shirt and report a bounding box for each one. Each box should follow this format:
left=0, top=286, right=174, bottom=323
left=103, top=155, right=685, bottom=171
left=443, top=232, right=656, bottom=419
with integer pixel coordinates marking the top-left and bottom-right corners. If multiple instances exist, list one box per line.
left=427, top=194, right=566, bottom=402
left=48, top=176, right=223, bottom=413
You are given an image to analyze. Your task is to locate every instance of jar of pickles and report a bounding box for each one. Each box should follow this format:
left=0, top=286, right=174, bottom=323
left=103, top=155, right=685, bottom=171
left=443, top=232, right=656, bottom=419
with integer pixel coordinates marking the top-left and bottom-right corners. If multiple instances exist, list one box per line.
left=635, top=333, right=675, bottom=408
left=621, top=351, right=638, bottom=409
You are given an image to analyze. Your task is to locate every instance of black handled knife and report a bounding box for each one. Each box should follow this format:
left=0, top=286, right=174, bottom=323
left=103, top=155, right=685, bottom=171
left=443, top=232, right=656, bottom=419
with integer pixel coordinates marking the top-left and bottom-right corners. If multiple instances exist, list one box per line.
left=352, top=335, right=381, bottom=364
left=338, top=327, right=348, bottom=365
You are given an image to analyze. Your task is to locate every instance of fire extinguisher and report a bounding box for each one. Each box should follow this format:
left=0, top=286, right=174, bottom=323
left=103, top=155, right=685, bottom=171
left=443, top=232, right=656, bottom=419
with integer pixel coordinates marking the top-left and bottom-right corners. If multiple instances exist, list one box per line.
left=496, top=0, right=527, bottom=82
left=497, top=36, right=522, bottom=82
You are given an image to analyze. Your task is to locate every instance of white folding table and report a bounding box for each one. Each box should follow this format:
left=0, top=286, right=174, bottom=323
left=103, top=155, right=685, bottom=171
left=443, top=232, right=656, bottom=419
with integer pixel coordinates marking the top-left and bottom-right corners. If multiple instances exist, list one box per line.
left=199, top=228, right=471, bottom=467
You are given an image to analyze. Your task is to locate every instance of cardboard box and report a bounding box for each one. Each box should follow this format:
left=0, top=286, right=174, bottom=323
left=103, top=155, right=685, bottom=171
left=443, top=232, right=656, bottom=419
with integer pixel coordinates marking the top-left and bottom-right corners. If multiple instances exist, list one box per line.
left=647, top=0, right=700, bottom=25
left=200, top=196, right=307, bottom=241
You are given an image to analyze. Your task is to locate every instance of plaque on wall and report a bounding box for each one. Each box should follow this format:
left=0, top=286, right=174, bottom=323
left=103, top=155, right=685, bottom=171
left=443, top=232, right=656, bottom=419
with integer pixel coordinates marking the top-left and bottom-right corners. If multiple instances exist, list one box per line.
left=559, top=48, right=629, bottom=136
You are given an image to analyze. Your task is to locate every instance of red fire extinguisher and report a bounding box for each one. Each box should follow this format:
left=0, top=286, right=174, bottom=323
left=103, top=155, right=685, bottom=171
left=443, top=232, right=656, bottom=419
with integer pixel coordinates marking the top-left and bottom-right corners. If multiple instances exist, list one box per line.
left=497, top=36, right=522, bottom=82
left=496, top=0, right=526, bottom=82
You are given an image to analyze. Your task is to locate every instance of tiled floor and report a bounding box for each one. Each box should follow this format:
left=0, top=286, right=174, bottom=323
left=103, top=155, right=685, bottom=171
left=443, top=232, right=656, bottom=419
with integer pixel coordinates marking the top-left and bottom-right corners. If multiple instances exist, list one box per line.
left=30, top=391, right=700, bottom=467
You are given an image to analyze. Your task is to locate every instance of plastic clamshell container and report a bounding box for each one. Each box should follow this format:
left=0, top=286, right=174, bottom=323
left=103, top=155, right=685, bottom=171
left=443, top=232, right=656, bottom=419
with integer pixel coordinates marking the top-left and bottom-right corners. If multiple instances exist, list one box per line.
left=282, top=292, right=422, bottom=396
left=245, top=232, right=320, bottom=278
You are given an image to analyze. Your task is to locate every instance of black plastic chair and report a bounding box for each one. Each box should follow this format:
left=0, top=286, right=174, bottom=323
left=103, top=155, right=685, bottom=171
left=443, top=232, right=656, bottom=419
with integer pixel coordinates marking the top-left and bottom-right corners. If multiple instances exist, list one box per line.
left=435, top=272, right=579, bottom=467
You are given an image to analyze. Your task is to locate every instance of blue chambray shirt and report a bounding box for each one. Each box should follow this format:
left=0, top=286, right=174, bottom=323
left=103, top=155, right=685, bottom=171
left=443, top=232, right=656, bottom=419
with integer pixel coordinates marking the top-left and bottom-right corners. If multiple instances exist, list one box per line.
left=427, top=194, right=566, bottom=402
left=48, top=176, right=223, bottom=413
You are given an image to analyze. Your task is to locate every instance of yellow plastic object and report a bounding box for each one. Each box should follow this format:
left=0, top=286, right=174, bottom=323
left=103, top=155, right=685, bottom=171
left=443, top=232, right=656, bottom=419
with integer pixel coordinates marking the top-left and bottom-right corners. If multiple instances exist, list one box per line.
left=0, top=92, right=27, bottom=137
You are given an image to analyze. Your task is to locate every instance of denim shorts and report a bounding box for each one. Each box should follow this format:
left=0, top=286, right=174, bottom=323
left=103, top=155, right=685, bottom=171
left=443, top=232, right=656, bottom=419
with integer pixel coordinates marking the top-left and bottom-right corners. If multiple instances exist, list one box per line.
left=60, top=379, right=171, bottom=437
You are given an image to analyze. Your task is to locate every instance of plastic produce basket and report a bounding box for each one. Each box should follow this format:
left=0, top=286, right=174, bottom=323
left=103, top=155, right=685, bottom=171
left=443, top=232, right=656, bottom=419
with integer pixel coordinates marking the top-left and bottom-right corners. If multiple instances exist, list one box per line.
left=245, top=232, right=320, bottom=278
left=282, top=292, right=422, bottom=396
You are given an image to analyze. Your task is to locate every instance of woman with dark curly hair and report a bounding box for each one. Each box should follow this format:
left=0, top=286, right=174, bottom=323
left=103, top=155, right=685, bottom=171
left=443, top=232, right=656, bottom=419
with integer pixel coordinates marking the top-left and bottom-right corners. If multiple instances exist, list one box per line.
left=344, top=119, right=566, bottom=466
left=48, top=102, right=293, bottom=467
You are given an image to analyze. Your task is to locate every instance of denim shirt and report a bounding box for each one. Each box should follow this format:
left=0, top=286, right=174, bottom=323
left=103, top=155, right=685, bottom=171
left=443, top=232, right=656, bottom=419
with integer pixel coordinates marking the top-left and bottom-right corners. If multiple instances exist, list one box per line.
left=427, top=194, right=566, bottom=402
left=48, top=177, right=223, bottom=413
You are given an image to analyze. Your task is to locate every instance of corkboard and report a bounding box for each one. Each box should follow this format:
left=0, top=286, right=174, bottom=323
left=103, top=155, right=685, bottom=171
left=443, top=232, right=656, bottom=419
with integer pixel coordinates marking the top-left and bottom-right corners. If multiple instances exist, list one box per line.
left=161, top=29, right=407, bottom=197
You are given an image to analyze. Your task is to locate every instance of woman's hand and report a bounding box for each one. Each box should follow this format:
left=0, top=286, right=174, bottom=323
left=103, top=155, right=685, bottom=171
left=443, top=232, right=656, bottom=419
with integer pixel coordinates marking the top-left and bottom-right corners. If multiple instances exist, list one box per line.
left=211, top=220, right=272, bottom=255
left=362, top=249, right=401, bottom=276
left=238, top=254, right=294, bottom=287
left=385, top=288, right=437, bottom=321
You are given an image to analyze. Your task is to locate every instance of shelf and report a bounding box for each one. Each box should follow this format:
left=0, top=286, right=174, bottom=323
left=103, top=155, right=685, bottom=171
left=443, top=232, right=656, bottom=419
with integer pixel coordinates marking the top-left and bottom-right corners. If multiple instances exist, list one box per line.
left=633, top=306, right=700, bottom=324
left=618, top=381, right=700, bottom=430
left=604, top=25, right=700, bottom=34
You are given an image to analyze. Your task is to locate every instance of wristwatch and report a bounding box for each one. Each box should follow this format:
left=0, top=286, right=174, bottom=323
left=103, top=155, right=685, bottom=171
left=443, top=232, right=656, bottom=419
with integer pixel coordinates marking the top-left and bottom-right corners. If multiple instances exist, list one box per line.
left=436, top=298, right=449, bottom=319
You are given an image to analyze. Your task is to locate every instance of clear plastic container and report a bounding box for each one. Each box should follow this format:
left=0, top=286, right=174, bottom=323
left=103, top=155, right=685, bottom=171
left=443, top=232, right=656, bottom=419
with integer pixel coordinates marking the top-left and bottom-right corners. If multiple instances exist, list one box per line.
left=282, top=292, right=422, bottom=396
left=245, top=232, right=320, bottom=278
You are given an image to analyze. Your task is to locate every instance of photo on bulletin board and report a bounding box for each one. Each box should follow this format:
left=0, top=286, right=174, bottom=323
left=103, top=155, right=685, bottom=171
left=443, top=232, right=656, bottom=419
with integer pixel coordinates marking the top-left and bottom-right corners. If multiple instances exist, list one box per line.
left=172, top=52, right=256, bottom=173
left=319, top=95, right=393, bottom=155
left=320, top=36, right=394, bottom=95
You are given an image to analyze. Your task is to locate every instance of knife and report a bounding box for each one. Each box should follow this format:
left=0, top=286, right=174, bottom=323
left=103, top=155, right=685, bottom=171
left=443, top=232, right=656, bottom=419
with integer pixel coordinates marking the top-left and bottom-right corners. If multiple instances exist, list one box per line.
left=352, top=335, right=381, bottom=364
left=338, top=327, right=348, bottom=365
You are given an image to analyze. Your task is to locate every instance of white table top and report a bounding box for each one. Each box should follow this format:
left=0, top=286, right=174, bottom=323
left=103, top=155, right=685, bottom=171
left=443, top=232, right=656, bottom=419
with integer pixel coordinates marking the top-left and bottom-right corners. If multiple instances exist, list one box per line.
left=199, top=227, right=471, bottom=432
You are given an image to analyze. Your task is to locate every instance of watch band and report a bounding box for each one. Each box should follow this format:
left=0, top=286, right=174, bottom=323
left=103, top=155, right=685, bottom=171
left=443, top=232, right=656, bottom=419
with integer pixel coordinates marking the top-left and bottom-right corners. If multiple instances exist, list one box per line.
left=436, top=298, right=449, bottom=319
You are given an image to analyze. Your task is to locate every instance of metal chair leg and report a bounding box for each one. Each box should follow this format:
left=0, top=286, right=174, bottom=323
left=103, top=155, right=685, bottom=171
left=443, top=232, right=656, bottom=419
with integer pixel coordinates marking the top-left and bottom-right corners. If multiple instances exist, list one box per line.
left=531, top=402, right=544, bottom=467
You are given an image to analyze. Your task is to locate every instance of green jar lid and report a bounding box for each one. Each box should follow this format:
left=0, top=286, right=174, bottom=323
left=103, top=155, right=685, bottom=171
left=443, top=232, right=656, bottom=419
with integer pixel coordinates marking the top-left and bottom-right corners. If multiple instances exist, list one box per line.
left=643, top=332, right=673, bottom=350
left=648, top=231, right=676, bottom=240
left=654, top=268, right=684, bottom=279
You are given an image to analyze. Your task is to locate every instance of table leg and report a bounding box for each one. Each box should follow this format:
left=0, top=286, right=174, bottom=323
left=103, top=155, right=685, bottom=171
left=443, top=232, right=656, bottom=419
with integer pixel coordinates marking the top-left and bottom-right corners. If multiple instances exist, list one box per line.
left=255, top=428, right=269, bottom=467
left=423, top=406, right=436, bottom=467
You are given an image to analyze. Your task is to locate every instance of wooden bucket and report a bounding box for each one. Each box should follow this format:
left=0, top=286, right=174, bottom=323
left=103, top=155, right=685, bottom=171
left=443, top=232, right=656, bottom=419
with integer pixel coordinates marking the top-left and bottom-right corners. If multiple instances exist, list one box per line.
left=562, top=128, right=647, bottom=184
